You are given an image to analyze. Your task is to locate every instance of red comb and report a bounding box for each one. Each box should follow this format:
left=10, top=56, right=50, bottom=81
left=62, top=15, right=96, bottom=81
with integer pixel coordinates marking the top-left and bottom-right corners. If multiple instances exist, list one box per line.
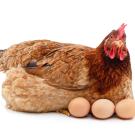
left=117, top=23, right=127, bottom=39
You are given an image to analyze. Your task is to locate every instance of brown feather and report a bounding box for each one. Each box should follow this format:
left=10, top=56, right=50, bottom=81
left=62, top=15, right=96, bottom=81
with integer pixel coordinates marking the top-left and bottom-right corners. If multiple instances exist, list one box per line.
left=85, top=38, right=131, bottom=94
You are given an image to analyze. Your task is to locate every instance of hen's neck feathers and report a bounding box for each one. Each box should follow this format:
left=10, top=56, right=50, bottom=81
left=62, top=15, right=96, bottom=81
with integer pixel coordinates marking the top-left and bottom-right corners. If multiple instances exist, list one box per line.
left=87, top=43, right=131, bottom=94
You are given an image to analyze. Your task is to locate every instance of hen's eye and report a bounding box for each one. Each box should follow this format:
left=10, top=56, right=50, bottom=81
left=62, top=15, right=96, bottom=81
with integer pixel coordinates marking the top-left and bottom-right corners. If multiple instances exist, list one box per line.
left=110, top=35, right=113, bottom=39
left=122, top=48, right=127, bottom=52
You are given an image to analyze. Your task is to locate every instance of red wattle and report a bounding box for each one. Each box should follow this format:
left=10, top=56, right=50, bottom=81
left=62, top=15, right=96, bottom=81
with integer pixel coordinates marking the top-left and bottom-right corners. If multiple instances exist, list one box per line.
left=119, top=52, right=125, bottom=61
left=118, top=47, right=125, bottom=61
left=109, top=46, right=116, bottom=59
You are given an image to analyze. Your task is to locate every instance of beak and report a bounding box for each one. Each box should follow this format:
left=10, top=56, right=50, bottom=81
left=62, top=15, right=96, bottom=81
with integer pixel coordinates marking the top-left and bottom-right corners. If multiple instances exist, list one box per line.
left=112, top=40, right=124, bottom=48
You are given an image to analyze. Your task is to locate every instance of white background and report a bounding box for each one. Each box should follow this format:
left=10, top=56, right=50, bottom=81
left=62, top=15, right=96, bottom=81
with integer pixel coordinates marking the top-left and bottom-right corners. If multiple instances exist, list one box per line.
left=0, top=0, right=135, bottom=135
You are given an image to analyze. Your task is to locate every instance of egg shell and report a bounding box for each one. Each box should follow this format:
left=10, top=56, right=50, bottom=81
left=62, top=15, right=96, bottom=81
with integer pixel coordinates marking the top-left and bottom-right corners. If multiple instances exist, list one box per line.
left=68, top=97, right=90, bottom=118
left=115, top=98, right=135, bottom=119
left=91, top=99, right=115, bottom=119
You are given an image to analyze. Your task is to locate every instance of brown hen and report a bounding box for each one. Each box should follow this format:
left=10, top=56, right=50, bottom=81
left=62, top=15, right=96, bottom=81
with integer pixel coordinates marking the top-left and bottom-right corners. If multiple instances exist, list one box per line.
left=0, top=24, right=133, bottom=112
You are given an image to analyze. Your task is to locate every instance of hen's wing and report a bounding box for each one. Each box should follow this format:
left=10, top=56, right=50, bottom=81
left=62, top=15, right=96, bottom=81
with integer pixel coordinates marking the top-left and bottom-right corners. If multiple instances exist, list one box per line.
left=25, top=45, right=93, bottom=90
left=0, top=40, right=62, bottom=71
left=0, top=39, right=93, bottom=90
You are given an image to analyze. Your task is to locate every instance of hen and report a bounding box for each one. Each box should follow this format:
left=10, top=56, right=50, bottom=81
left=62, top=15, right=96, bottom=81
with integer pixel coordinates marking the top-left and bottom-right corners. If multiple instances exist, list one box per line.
left=0, top=24, right=133, bottom=113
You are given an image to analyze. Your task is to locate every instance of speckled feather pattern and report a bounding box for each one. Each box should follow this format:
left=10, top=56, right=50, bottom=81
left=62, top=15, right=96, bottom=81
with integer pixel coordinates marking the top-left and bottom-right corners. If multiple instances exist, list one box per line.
left=2, top=67, right=132, bottom=112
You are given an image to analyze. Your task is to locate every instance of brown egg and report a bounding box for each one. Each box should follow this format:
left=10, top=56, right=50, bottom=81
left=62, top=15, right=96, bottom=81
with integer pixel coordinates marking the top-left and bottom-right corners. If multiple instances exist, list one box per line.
left=91, top=99, right=115, bottom=119
left=68, top=97, right=90, bottom=118
left=115, top=99, right=135, bottom=119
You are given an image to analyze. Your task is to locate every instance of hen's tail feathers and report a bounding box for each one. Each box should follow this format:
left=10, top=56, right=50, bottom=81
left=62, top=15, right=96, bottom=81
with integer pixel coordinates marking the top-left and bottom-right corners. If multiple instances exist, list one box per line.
left=0, top=49, right=5, bottom=71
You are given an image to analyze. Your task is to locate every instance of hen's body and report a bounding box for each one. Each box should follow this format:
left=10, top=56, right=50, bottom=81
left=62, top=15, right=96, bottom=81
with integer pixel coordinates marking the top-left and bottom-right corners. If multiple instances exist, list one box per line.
left=0, top=39, right=133, bottom=112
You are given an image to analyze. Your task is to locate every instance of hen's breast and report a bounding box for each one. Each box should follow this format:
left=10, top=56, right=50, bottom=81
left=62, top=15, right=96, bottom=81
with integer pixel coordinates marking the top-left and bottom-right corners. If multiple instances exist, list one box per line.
left=26, top=45, right=94, bottom=90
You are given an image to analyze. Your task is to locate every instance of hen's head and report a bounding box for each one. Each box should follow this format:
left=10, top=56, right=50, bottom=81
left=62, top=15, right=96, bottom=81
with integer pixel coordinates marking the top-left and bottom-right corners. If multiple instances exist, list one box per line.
left=103, top=23, right=128, bottom=61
